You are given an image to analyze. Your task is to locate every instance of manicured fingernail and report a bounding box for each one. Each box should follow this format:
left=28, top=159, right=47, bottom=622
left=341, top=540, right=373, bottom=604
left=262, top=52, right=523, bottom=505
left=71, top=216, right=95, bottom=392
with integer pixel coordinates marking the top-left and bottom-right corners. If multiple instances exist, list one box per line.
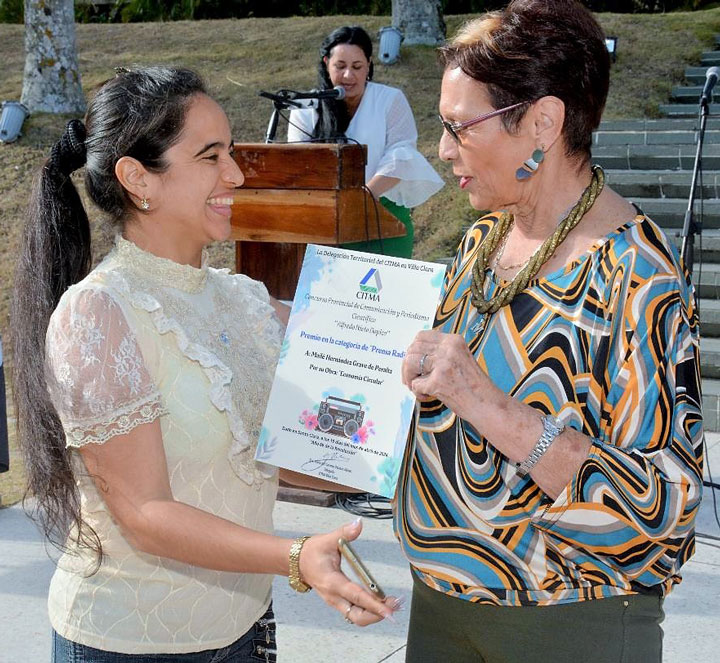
left=351, top=517, right=362, bottom=527
left=389, top=596, right=406, bottom=611
left=383, top=611, right=397, bottom=623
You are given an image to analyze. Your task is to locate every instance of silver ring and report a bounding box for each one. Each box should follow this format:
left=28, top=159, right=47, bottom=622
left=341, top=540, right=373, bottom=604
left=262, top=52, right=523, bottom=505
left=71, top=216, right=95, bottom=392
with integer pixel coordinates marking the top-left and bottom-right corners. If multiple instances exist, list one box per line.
left=419, top=353, right=428, bottom=376
left=344, top=604, right=353, bottom=624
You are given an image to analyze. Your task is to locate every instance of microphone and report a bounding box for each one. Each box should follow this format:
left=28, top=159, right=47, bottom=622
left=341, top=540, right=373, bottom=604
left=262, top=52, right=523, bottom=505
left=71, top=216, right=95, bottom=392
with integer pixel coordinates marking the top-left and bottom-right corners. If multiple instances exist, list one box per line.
left=281, top=85, right=346, bottom=103
left=701, top=66, right=719, bottom=106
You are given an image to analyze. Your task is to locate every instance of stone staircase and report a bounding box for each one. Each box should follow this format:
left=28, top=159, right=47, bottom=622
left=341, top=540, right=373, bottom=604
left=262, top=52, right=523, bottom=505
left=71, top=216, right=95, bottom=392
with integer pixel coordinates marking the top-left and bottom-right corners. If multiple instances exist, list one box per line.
left=592, top=36, right=720, bottom=431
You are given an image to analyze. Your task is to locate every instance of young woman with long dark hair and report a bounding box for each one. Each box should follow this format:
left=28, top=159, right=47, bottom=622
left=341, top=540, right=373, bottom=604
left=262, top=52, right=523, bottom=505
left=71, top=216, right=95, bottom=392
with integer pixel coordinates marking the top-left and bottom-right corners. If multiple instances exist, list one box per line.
left=12, top=65, right=397, bottom=662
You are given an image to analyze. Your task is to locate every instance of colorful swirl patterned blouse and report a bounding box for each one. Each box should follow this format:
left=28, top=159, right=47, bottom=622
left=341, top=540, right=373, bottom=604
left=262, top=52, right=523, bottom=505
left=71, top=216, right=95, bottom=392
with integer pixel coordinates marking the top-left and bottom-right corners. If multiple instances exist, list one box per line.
left=44, top=236, right=283, bottom=654
left=394, top=213, right=704, bottom=607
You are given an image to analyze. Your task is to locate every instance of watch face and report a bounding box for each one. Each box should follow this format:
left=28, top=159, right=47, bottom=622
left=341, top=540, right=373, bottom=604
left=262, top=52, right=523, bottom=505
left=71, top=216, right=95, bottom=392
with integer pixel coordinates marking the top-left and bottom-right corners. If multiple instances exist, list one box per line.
left=543, top=415, right=564, bottom=434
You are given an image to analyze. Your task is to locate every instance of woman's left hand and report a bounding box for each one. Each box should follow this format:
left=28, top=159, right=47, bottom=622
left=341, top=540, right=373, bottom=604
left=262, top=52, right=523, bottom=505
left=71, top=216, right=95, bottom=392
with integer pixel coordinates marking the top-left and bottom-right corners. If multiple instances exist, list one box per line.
left=299, top=520, right=400, bottom=626
left=402, top=330, right=498, bottom=425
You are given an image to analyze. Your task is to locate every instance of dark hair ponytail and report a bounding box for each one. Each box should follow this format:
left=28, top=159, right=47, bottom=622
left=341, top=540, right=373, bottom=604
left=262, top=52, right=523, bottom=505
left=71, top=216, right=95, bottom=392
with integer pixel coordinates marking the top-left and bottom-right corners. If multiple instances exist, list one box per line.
left=313, top=25, right=374, bottom=142
left=12, top=118, right=94, bottom=555
left=11, top=66, right=207, bottom=562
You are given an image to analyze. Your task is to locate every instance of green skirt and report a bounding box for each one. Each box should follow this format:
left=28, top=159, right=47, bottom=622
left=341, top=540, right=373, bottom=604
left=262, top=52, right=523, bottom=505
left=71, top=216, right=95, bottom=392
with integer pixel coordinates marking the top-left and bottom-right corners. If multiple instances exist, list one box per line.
left=340, top=197, right=413, bottom=258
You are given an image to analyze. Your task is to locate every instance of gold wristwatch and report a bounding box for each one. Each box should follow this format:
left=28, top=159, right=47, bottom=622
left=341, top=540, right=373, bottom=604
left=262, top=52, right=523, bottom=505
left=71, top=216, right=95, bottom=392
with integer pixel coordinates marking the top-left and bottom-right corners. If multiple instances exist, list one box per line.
left=288, top=535, right=312, bottom=593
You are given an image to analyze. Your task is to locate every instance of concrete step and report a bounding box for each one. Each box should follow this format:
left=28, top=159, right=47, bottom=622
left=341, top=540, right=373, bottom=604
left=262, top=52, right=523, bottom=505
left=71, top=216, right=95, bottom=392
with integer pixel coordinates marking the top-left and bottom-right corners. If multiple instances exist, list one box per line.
left=702, top=378, right=720, bottom=433
left=603, top=170, right=720, bottom=199
left=671, top=86, right=719, bottom=105
left=629, top=198, right=720, bottom=229
left=659, top=103, right=720, bottom=117
left=700, top=337, right=720, bottom=378
left=700, top=301, right=720, bottom=339
left=592, top=143, right=720, bottom=171
left=668, top=229, right=720, bottom=264
left=685, top=66, right=716, bottom=85
left=696, top=231, right=720, bottom=263
left=594, top=128, right=720, bottom=146
left=701, top=51, right=720, bottom=66
left=696, top=261, right=720, bottom=300
left=599, top=118, right=720, bottom=132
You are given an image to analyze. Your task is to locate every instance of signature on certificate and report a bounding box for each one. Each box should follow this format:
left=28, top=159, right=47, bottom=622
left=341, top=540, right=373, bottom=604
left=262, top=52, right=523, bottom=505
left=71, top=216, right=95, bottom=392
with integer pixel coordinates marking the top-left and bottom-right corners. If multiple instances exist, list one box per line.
left=301, top=452, right=352, bottom=472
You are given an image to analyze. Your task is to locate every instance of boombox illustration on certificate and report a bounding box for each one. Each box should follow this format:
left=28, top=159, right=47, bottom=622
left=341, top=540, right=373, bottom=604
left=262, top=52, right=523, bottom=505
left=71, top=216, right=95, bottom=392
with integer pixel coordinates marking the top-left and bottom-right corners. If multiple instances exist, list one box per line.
left=256, top=244, right=445, bottom=497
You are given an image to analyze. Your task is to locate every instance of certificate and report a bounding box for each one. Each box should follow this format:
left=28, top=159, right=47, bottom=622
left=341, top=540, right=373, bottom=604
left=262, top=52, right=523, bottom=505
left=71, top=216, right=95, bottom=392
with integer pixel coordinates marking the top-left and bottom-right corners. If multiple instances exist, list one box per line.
left=256, top=244, right=445, bottom=497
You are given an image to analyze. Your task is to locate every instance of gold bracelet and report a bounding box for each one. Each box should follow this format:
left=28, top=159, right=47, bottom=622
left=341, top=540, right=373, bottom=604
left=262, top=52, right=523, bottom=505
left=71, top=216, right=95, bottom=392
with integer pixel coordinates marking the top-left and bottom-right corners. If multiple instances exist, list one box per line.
left=288, top=535, right=312, bottom=593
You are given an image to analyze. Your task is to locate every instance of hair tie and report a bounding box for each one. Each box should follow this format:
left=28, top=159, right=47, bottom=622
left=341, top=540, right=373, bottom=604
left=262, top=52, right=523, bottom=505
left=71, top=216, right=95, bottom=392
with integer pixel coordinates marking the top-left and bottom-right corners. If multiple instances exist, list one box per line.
left=48, top=119, right=87, bottom=176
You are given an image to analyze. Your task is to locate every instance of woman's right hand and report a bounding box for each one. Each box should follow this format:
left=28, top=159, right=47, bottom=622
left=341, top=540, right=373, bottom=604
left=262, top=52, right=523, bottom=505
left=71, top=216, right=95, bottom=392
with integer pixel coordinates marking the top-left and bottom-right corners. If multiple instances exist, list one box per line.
left=298, top=519, right=401, bottom=626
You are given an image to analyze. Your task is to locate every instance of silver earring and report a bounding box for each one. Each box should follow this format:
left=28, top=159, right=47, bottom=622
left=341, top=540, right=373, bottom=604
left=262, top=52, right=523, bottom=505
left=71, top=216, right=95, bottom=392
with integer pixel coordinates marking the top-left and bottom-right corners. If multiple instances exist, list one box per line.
left=516, top=147, right=545, bottom=181
left=140, top=197, right=150, bottom=210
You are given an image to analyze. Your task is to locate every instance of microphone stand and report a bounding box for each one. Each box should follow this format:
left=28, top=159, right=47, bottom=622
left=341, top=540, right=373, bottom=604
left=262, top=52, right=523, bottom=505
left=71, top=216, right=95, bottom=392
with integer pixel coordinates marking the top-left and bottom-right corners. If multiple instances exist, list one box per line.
left=680, top=94, right=712, bottom=277
left=258, top=90, right=302, bottom=144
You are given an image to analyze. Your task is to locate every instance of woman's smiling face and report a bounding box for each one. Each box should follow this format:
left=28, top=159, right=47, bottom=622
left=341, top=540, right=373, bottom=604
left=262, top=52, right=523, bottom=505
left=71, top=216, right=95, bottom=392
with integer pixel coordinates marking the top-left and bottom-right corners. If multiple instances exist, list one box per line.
left=146, top=93, right=244, bottom=250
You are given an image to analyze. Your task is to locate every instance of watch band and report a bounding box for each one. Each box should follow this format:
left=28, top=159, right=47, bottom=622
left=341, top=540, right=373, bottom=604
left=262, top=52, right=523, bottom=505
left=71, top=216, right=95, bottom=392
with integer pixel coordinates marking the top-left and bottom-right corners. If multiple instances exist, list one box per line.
left=288, top=535, right=312, bottom=593
left=516, top=415, right=565, bottom=477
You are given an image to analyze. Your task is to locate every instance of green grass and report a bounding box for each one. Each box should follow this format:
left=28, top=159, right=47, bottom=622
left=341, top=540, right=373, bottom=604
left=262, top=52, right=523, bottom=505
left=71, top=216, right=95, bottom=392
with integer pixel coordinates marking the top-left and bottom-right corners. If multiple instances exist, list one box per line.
left=1, top=10, right=719, bottom=506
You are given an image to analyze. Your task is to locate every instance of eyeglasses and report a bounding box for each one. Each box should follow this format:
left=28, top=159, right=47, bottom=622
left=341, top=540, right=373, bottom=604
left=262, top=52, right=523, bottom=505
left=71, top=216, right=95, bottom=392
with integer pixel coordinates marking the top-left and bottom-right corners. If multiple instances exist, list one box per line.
left=438, top=101, right=530, bottom=143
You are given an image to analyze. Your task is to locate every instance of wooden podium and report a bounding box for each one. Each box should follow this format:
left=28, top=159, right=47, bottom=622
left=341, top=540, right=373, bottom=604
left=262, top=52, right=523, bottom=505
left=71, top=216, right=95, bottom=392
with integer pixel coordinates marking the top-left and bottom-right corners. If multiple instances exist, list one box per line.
left=230, top=143, right=406, bottom=300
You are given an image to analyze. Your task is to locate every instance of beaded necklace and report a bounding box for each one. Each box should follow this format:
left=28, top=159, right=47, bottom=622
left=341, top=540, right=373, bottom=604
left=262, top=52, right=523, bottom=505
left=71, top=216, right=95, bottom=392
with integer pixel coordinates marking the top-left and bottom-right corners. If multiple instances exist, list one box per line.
left=470, top=165, right=605, bottom=319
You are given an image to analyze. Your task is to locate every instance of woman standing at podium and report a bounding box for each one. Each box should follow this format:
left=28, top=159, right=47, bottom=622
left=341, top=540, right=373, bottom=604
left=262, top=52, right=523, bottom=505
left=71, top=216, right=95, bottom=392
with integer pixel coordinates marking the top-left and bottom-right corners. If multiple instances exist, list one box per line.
left=287, top=25, right=444, bottom=258
left=12, top=66, right=397, bottom=662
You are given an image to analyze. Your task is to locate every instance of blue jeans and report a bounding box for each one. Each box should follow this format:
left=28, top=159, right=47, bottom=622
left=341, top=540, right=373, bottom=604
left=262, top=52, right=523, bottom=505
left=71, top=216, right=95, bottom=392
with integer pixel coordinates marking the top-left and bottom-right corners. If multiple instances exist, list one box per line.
left=52, top=604, right=277, bottom=662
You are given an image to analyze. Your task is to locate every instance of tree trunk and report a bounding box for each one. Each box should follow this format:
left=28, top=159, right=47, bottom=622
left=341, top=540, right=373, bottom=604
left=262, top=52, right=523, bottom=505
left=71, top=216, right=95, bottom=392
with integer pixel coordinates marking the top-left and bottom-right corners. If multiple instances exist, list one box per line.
left=391, top=0, right=445, bottom=46
left=21, top=0, right=85, bottom=113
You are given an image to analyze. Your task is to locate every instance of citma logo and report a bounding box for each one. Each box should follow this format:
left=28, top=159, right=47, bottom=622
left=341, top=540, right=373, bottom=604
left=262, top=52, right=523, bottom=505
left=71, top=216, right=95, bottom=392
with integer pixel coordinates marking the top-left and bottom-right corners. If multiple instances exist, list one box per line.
left=359, top=268, right=382, bottom=294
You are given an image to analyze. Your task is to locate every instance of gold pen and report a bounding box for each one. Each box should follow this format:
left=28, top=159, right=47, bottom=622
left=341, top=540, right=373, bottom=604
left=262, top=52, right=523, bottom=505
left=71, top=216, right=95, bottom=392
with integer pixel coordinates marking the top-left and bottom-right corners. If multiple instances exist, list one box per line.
left=338, top=537, right=386, bottom=599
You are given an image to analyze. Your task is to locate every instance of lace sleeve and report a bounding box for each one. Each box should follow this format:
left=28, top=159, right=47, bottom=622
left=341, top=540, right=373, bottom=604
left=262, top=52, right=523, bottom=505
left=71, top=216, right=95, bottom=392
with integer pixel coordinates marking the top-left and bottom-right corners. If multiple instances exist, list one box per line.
left=45, top=286, right=165, bottom=447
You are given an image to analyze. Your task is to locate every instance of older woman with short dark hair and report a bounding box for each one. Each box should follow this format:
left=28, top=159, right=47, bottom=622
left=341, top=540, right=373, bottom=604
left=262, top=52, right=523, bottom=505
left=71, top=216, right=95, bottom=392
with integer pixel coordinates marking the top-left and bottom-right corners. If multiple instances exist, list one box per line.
left=396, top=2, right=703, bottom=661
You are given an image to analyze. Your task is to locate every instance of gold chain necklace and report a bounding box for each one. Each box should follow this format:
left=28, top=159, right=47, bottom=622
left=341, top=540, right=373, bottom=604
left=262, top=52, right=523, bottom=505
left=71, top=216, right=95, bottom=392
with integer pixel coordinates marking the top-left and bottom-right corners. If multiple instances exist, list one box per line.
left=470, top=165, right=605, bottom=316
left=491, top=219, right=544, bottom=272
left=490, top=222, right=512, bottom=270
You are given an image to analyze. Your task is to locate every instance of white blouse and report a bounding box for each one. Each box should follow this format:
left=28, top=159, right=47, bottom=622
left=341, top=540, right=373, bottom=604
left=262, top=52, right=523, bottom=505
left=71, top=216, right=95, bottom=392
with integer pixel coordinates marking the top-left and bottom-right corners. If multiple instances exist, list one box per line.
left=287, top=81, right=444, bottom=208
left=44, top=236, right=283, bottom=654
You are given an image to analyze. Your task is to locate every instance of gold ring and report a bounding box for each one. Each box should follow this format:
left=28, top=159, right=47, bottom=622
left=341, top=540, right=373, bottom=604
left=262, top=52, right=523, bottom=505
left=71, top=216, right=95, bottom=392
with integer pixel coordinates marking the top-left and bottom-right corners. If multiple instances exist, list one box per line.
left=344, top=603, right=353, bottom=624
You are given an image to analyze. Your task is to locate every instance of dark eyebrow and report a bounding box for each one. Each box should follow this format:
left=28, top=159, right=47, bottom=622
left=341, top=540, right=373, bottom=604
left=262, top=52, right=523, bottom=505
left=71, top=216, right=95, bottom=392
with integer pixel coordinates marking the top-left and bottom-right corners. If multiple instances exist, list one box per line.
left=193, top=141, right=225, bottom=157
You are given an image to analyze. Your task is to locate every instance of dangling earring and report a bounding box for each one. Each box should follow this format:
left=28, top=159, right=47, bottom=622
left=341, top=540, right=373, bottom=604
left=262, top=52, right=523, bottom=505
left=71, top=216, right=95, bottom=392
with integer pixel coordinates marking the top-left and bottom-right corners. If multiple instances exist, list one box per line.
left=140, top=196, right=150, bottom=210
left=516, top=146, right=545, bottom=181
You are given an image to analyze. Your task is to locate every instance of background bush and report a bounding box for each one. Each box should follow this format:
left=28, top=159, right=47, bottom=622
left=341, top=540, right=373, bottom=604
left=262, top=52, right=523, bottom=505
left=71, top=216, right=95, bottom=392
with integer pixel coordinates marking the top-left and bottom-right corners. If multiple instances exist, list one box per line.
left=0, top=0, right=22, bottom=23
left=1, top=0, right=716, bottom=25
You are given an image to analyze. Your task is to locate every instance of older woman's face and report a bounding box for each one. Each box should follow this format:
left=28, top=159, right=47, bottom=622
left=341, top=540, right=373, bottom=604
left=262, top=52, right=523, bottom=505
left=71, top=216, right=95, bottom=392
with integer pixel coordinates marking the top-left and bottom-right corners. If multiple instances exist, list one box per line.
left=439, top=67, right=532, bottom=211
left=324, top=44, right=370, bottom=105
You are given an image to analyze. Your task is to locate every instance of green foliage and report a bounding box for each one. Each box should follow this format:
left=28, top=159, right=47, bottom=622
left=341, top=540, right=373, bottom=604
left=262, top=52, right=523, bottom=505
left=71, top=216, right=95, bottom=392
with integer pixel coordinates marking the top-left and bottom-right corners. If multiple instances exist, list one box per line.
left=0, top=0, right=22, bottom=24
left=443, top=0, right=716, bottom=9
left=118, top=0, right=393, bottom=20
left=582, top=0, right=714, bottom=10
left=2, top=0, right=717, bottom=24
left=294, top=0, right=390, bottom=16
left=120, top=0, right=196, bottom=22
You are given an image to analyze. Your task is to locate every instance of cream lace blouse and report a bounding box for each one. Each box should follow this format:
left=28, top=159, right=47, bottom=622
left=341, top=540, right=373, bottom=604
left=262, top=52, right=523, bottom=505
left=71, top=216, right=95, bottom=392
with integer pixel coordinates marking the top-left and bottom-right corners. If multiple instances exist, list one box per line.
left=44, top=236, right=283, bottom=654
